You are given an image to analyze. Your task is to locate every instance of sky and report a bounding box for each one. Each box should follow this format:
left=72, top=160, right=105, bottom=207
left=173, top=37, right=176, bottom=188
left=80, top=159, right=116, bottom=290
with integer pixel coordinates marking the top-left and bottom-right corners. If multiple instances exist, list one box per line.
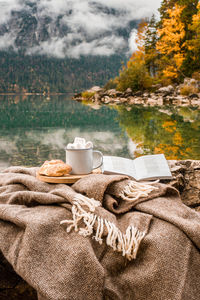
left=0, top=0, right=162, bottom=58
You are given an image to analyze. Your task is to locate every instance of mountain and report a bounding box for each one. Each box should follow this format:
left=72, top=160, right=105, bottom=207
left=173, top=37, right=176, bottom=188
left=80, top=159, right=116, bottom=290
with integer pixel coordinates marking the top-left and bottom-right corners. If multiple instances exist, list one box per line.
left=0, top=1, right=139, bottom=93
left=0, top=1, right=137, bottom=54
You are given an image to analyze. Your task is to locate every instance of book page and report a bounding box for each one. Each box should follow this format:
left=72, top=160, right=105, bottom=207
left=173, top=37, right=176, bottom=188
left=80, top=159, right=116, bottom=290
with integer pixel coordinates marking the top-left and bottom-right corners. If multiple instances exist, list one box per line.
left=103, top=156, right=136, bottom=179
left=133, top=154, right=172, bottom=180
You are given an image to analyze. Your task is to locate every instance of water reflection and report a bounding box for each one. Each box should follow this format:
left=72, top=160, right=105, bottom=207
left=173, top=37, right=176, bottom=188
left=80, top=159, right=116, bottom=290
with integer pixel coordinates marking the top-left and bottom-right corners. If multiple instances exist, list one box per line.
left=116, top=105, right=200, bottom=160
left=0, top=94, right=129, bottom=168
left=0, top=94, right=199, bottom=169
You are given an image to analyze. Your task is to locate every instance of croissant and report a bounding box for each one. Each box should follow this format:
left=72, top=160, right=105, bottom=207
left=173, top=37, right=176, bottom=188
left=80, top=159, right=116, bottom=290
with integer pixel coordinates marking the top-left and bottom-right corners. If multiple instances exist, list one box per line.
left=39, top=160, right=72, bottom=177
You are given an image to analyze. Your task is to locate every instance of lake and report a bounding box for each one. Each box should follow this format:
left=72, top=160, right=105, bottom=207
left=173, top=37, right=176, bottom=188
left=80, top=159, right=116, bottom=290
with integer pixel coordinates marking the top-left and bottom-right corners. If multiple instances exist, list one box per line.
left=0, top=94, right=200, bottom=170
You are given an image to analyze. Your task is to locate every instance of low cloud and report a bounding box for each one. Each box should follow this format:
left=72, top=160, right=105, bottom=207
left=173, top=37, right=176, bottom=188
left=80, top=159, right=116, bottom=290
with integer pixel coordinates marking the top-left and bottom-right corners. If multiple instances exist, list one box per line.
left=0, top=0, right=22, bottom=24
left=0, top=0, right=162, bottom=57
left=128, top=29, right=138, bottom=54
left=0, top=32, right=16, bottom=50
left=27, top=34, right=126, bottom=58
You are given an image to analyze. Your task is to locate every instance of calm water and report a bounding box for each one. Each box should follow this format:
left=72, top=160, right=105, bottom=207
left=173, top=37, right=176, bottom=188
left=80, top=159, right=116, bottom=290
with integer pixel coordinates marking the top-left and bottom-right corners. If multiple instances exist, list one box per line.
left=0, top=94, right=200, bottom=170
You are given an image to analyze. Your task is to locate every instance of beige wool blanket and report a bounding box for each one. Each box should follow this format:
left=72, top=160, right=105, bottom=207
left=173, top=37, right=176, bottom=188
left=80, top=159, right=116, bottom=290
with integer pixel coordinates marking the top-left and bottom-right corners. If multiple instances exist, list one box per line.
left=0, top=166, right=200, bottom=300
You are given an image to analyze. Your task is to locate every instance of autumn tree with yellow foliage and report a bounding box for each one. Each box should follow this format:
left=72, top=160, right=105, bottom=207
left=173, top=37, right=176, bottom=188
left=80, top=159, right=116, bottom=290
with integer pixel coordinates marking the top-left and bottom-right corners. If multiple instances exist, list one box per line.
left=114, top=0, right=200, bottom=91
left=115, top=21, right=152, bottom=92
left=156, top=0, right=199, bottom=79
left=156, top=4, right=186, bottom=79
left=187, top=2, right=200, bottom=73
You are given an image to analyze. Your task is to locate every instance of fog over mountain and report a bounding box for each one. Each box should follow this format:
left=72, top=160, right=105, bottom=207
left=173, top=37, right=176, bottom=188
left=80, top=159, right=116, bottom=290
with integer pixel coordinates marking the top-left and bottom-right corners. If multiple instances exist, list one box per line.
left=0, top=0, right=161, bottom=58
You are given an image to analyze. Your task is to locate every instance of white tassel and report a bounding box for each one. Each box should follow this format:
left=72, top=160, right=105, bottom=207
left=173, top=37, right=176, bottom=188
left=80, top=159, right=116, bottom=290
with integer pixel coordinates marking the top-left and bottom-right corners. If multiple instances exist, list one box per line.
left=93, top=216, right=104, bottom=244
left=119, top=180, right=159, bottom=202
left=116, top=230, right=124, bottom=253
left=60, top=193, right=145, bottom=260
left=73, top=194, right=101, bottom=212
left=60, top=194, right=100, bottom=235
left=79, top=213, right=97, bottom=237
left=110, top=223, right=118, bottom=251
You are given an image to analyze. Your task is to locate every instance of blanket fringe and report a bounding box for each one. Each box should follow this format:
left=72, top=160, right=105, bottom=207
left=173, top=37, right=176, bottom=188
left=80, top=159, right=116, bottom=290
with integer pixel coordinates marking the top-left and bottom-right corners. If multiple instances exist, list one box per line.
left=60, top=194, right=145, bottom=260
left=119, top=180, right=159, bottom=201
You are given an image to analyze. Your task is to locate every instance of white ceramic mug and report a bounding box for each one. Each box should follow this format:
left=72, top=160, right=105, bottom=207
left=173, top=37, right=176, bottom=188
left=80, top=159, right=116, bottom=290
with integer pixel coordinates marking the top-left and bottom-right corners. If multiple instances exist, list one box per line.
left=65, top=148, right=103, bottom=175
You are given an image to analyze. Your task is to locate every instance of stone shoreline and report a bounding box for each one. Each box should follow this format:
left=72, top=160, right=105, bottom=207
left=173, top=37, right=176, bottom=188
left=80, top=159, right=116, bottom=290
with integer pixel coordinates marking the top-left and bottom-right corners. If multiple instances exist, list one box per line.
left=73, top=79, right=200, bottom=107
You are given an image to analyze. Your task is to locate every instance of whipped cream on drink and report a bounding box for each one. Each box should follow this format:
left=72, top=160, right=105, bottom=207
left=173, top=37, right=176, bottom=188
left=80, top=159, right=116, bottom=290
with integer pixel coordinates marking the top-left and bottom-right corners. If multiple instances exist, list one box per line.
left=67, top=137, right=93, bottom=149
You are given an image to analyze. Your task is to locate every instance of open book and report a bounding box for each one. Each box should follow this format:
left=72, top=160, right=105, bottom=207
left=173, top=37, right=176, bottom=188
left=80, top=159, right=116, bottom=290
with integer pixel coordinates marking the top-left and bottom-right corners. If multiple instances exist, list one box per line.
left=103, top=154, right=172, bottom=181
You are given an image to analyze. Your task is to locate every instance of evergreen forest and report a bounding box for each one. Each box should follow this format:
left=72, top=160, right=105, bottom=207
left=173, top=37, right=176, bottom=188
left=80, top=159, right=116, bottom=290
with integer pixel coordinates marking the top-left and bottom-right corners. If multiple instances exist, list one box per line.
left=0, top=52, right=126, bottom=94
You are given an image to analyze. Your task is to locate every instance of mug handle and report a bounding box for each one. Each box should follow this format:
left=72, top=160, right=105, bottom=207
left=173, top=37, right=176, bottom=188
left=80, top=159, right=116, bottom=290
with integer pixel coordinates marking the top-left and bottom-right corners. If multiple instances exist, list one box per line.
left=92, top=150, right=103, bottom=170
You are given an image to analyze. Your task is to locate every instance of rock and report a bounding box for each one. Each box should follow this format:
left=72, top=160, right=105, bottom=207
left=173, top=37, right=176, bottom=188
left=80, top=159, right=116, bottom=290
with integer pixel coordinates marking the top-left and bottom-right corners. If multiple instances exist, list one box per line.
left=106, top=89, right=123, bottom=97
left=152, top=84, right=162, bottom=90
left=74, top=97, right=83, bottom=101
left=157, top=97, right=163, bottom=106
left=127, top=97, right=136, bottom=105
left=113, top=98, right=122, bottom=104
left=118, top=98, right=128, bottom=103
left=133, top=90, right=143, bottom=96
left=184, top=78, right=199, bottom=89
left=94, top=93, right=101, bottom=102
left=163, top=96, right=174, bottom=104
left=106, top=89, right=117, bottom=96
left=189, top=93, right=199, bottom=99
left=191, top=99, right=200, bottom=107
left=167, top=160, right=200, bottom=207
left=102, top=96, right=112, bottom=104
left=146, top=98, right=158, bottom=106
left=133, top=97, right=144, bottom=105
left=125, top=88, right=132, bottom=93
left=157, top=85, right=174, bottom=95
left=124, top=88, right=133, bottom=97
left=149, top=93, right=157, bottom=99
left=88, top=86, right=103, bottom=93
left=143, top=92, right=149, bottom=98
